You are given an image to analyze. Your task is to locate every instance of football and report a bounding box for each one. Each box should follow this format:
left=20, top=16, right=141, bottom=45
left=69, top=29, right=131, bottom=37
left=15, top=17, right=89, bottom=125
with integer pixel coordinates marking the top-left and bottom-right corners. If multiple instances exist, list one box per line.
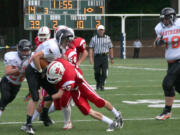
left=40, top=58, right=49, bottom=69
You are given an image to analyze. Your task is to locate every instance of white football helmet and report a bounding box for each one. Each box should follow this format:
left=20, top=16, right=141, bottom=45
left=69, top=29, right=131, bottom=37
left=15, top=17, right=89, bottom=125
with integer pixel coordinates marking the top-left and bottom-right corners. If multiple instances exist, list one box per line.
left=46, top=61, right=65, bottom=84
left=38, top=26, right=51, bottom=42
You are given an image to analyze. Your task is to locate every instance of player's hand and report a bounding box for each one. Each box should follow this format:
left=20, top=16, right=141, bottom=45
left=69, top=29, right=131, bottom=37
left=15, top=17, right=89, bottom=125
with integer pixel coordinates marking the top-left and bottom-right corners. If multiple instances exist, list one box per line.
left=111, top=59, right=114, bottom=64
left=38, top=90, right=43, bottom=100
left=155, top=36, right=165, bottom=46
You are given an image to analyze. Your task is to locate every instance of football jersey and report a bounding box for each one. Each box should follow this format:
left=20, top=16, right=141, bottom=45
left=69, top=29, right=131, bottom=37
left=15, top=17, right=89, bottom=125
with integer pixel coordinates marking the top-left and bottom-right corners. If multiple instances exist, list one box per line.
left=4, top=51, right=29, bottom=85
left=34, top=36, right=43, bottom=49
left=69, top=37, right=86, bottom=59
left=64, top=47, right=77, bottom=66
left=31, top=38, right=64, bottom=70
left=155, top=18, right=180, bottom=60
left=54, top=58, right=82, bottom=91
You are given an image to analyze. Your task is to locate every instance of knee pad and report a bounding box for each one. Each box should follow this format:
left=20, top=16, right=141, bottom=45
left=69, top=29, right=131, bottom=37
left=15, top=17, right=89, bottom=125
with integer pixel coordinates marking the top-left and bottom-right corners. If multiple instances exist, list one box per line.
left=163, top=78, right=175, bottom=97
left=31, top=93, right=39, bottom=102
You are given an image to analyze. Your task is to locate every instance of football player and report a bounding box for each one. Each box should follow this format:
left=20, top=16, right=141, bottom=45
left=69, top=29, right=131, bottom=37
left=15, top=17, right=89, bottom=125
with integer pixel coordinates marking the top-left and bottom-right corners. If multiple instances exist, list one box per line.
left=21, top=28, right=74, bottom=134
left=24, top=26, right=51, bottom=102
left=31, top=42, right=78, bottom=130
left=0, top=39, right=32, bottom=119
left=45, top=58, right=123, bottom=132
left=154, top=7, right=180, bottom=120
left=34, top=26, right=51, bottom=48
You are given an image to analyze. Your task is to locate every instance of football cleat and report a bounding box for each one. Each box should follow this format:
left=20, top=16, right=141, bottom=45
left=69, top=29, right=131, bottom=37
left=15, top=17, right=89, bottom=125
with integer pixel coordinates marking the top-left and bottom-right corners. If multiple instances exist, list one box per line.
left=106, top=121, right=118, bottom=132
left=115, top=112, right=123, bottom=128
left=155, top=112, right=171, bottom=120
left=40, top=113, right=54, bottom=126
left=21, top=124, right=35, bottom=135
left=63, top=121, right=73, bottom=130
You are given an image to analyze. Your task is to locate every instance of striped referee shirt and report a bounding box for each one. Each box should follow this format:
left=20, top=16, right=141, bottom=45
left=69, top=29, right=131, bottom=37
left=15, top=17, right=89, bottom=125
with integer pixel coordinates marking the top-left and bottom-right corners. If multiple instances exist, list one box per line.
left=89, top=34, right=113, bottom=54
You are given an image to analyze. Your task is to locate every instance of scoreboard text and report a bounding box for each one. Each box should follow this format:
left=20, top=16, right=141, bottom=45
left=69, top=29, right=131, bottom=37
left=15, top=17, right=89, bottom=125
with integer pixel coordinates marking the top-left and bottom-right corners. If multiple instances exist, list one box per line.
left=24, top=0, right=105, bottom=30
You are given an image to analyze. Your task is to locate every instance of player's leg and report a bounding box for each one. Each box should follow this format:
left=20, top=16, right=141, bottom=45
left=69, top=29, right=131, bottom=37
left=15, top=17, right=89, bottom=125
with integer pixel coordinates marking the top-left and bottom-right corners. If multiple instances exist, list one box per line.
left=71, top=91, right=118, bottom=132
left=89, top=109, right=118, bottom=132
left=21, top=65, right=40, bottom=134
left=0, top=77, right=20, bottom=119
left=80, top=80, right=123, bottom=128
left=59, top=91, right=72, bottom=130
left=156, top=62, right=180, bottom=120
left=39, top=77, right=57, bottom=126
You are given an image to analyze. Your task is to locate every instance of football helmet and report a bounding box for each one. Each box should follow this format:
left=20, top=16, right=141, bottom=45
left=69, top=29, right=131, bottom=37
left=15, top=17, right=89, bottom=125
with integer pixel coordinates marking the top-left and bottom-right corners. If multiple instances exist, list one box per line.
left=54, top=25, right=68, bottom=37
left=56, top=29, right=74, bottom=48
left=46, top=61, right=65, bottom=84
left=160, top=7, right=176, bottom=27
left=38, top=26, right=51, bottom=42
left=17, top=39, right=32, bottom=60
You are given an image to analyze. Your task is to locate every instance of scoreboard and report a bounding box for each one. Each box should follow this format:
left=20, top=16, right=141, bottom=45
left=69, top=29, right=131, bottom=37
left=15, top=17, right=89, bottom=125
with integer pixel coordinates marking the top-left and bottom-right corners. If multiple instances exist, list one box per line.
left=24, top=0, right=105, bottom=30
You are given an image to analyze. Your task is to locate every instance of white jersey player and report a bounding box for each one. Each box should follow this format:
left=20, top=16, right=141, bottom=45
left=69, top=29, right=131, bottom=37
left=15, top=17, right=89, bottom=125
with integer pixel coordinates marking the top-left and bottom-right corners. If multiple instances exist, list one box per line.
left=155, top=14, right=180, bottom=61
left=0, top=39, right=32, bottom=120
left=154, top=7, right=180, bottom=120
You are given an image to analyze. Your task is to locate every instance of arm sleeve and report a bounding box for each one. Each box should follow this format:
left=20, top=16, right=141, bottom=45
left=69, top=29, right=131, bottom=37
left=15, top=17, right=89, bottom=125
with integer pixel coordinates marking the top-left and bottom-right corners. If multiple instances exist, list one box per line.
left=108, top=36, right=113, bottom=48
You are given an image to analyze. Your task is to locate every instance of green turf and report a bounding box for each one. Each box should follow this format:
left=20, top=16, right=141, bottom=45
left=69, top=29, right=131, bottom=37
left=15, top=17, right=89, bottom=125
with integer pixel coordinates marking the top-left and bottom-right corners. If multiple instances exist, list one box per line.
left=0, top=58, right=180, bottom=135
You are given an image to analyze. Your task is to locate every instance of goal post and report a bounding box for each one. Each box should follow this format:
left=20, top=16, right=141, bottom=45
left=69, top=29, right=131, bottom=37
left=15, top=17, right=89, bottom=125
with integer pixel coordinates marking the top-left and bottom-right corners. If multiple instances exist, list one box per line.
left=77, top=14, right=159, bottom=59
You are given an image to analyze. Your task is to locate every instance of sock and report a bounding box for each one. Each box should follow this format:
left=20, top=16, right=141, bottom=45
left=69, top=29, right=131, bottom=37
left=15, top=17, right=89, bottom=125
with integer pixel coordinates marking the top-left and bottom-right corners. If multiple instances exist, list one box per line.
left=111, top=107, right=119, bottom=117
left=101, top=115, right=113, bottom=125
left=63, top=105, right=71, bottom=124
left=0, top=110, right=2, bottom=119
left=26, top=115, right=32, bottom=125
left=42, top=107, right=49, bottom=114
left=48, top=103, right=56, bottom=114
left=32, top=109, right=40, bottom=122
left=165, top=105, right=172, bottom=113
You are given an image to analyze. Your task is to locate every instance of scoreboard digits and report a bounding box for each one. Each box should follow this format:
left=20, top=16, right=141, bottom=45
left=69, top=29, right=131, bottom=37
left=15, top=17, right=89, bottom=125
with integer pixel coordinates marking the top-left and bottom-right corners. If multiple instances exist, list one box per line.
left=24, top=0, right=105, bottom=30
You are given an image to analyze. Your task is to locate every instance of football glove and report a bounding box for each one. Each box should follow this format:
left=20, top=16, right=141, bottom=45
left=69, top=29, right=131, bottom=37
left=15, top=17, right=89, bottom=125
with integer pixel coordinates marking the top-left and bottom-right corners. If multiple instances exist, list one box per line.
left=155, top=36, right=165, bottom=46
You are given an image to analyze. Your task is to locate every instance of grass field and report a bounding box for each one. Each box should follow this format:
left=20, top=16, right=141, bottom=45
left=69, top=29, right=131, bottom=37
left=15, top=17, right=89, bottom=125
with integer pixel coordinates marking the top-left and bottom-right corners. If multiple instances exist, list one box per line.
left=0, top=58, right=180, bottom=135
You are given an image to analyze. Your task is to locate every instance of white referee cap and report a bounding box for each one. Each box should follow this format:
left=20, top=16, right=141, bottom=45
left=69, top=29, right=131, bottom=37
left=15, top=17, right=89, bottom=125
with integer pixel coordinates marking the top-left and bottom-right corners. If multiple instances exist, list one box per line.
left=97, top=25, right=105, bottom=30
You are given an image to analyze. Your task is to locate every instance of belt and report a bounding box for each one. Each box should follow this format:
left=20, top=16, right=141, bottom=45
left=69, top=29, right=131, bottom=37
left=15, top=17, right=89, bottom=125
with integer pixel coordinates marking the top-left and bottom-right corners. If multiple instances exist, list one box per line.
left=94, top=53, right=108, bottom=56
left=167, top=59, right=180, bottom=63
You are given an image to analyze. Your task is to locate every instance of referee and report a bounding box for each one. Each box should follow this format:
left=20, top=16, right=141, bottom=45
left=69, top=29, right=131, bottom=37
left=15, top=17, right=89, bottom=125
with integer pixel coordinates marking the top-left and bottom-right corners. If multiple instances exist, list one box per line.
left=89, top=25, right=114, bottom=91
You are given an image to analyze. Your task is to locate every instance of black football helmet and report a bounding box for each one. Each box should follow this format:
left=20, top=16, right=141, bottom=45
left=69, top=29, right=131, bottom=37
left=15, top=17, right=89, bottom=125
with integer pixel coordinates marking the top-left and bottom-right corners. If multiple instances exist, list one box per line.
left=160, top=7, right=176, bottom=27
left=17, top=39, right=32, bottom=60
left=56, top=29, right=74, bottom=48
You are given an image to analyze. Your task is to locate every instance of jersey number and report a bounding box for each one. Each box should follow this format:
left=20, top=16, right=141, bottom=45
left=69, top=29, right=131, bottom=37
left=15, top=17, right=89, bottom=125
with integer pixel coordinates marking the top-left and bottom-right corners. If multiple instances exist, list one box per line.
left=164, top=36, right=180, bottom=48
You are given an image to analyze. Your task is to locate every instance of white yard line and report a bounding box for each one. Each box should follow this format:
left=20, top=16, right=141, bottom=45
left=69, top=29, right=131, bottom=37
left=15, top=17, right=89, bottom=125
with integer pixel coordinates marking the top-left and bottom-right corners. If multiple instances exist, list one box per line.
left=0, top=117, right=180, bottom=125
left=81, top=64, right=166, bottom=71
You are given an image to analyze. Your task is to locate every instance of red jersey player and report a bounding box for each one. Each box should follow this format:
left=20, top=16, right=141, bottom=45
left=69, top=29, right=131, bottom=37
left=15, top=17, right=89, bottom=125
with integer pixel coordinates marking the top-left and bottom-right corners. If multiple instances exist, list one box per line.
left=45, top=58, right=123, bottom=132
left=68, top=33, right=88, bottom=67
left=34, top=26, right=51, bottom=48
